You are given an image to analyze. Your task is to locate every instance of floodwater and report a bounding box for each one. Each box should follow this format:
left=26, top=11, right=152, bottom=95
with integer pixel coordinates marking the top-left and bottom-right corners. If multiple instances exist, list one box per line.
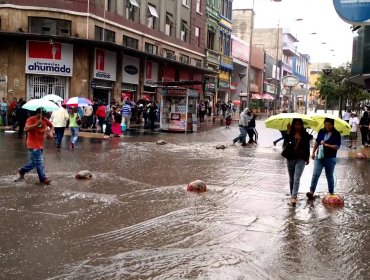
left=0, top=121, right=369, bottom=280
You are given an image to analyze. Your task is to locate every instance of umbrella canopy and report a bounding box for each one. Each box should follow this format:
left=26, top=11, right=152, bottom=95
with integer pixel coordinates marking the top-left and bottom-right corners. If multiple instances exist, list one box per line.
left=64, top=97, right=92, bottom=107
left=42, top=94, right=63, bottom=102
left=311, top=113, right=351, bottom=136
left=232, top=100, right=241, bottom=105
left=265, top=113, right=317, bottom=131
left=22, top=99, right=59, bottom=112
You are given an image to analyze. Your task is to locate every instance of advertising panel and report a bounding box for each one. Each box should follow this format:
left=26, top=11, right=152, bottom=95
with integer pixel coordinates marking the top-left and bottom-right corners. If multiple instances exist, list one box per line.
left=145, top=61, right=159, bottom=85
left=94, top=48, right=117, bottom=81
left=122, top=55, right=140, bottom=84
left=26, top=41, right=73, bottom=76
left=333, top=0, right=370, bottom=24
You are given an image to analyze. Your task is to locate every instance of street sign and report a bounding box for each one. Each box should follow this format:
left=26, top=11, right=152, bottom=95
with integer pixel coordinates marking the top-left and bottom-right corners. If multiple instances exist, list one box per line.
left=282, top=75, right=299, bottom=87
left=333, top=0, right=370, bottom=24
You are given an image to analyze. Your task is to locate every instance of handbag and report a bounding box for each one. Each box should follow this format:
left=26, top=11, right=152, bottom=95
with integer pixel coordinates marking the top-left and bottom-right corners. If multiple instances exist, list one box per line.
left=281, top=141, right=294, bottom=159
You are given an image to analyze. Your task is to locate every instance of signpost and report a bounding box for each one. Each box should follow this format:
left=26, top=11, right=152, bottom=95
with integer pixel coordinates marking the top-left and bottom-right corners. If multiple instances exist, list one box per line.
left=282, top=75, right=299, bottom=113
left=333, top=0, right=370, bottom=24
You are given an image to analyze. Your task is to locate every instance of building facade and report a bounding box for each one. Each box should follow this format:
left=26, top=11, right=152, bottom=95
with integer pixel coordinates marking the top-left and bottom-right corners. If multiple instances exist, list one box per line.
left=0, top=0, right=210, bottom=103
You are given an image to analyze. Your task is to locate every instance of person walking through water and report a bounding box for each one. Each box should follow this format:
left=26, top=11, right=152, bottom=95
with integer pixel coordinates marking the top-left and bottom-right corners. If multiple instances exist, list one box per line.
left=232, top=108, right=251, bottom=146
left=282, top=119, right=310, bottom=206
left=15, top=108, right=54, bottom=185
left=69, top=107, right=80, bottom=149
left=307, top=118, right=341, bottom=198
left=359, top=111, right=369, bottom=147
left=50, top=104, right=69, bottom=148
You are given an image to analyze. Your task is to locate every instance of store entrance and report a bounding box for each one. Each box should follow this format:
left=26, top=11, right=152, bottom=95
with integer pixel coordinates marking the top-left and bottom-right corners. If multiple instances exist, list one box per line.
left=93, top=88, right=110, bottom=104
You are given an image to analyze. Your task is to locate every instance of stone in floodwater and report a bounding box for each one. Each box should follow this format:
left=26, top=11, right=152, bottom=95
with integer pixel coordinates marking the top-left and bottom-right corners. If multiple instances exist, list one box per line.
left=156, top=140, right=167, bottom=145
left=187, top=180, right=207, bottom=192
left=216, top=144, right=226, bottom=150
left=75, top=170, right=93, bottom=180
left=322, top=194, right=344, bottom=207
left=357, top=152, right=367, bottom=159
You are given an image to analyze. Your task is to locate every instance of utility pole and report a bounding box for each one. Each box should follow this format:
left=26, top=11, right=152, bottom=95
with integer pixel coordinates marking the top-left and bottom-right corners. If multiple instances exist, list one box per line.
left=322, top=67, right=333, bottom=113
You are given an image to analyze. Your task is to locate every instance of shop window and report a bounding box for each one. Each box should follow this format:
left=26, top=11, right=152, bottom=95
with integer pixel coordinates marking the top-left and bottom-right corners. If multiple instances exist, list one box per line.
left=179, top=54, right=189, bottom=64
left=196, top=0, right=201, bottom=13
left=181, top=20, right=189, bottom=42
left=27, top=75, right=68, bottom=100
left=28, top=17, right=71, bottom=36
left=207, top=30, right=215, bottom=50
left=165, top=12, right=174, bottom=36
left=126, top=0, right=139, bottom=21
left=123, top=35, right=139, bottom=49
left=195, top=26, right=200, bottom=47
left=147, top=4, right=158, bottom=29
left=145, top=42, right=158, bottom=55
left=95, top=26, right=115, bottom=43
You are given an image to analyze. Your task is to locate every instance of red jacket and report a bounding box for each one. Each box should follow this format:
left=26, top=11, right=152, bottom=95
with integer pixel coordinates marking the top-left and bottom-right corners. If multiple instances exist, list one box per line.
left=96, top=106, right=106, bottom=118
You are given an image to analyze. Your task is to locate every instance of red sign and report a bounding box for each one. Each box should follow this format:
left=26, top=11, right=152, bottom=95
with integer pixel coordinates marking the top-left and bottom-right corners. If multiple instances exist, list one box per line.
left=146, top=62, right=152, bottom=79
left=143, top=94, right=152, bottom=101
left=121, top=92, right=133, bottom=101
left=28, top=41, right=62, bottom=60
left=96, top=49, right=105, bottom=71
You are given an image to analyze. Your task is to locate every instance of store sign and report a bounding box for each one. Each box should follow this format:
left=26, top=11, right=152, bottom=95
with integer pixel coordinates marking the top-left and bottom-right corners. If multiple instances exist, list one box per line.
left=282, top=75, right=299, bottom=87
left=205, top=82, right=216, bottom=92
left=94, top=48, right=117, bottom=81
left=333, top=0, right=370, bottom=24
left=145, top=61, right=159, bottom=85
left=26, top=41, right=73, bottom=76
left=122, top=55, right=139, bottom=84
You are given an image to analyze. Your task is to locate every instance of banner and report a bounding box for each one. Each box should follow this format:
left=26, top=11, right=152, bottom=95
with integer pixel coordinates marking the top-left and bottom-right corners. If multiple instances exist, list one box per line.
left=145, top=61, right=158, bottom=85
left=122, top=55, right=140, bottom=84
left=94, top=48, right=117, bottom=81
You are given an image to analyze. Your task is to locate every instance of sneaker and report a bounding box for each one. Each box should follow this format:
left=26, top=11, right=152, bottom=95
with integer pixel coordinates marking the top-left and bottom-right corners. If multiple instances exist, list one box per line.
left=273, top=141, right=277, bottom=146
left=57, top=144, right=61, bottom=148
left=306, top=192, right=314, bottom=200
left=231, top=140, right=236, bottom=146
left=348, top=145, right=352, bottom=149
left=71, top=143, right=75, bottom=149
left=290, top=198, right=297, bottom=207
left=40, top=178, right=51, bottom=185
left=241, top=143, right=247, bottom=147
left=14, top=169, right=25, bottom=182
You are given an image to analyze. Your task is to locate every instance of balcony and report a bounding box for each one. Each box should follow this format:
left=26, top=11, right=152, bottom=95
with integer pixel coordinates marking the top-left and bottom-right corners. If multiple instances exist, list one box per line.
left=283, top=42, right=297, bottom=57
left=205, top=49, right=221, bottom=66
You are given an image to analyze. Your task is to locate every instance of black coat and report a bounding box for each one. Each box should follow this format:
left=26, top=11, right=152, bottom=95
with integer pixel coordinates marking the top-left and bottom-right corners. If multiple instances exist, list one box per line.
left=283, top=131, right=311, bottom=161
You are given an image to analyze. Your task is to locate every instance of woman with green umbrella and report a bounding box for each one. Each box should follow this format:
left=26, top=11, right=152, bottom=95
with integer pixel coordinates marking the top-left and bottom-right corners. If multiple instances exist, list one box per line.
left=307, top=118, right=342, bottom=198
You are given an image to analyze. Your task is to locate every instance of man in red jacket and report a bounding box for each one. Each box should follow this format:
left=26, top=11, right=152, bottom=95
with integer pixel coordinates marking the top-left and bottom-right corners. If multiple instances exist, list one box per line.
left=15, top=108, right=54, bottom=184
left=96, top=104, right=106, bottom=133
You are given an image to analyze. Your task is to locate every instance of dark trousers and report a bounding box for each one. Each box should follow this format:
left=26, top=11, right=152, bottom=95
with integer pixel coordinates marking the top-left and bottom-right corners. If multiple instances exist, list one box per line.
left=18, top=121, right=25, bottom=139
left=98, top=117, right=105, bottom=133
left=54, top=127, right=65, bottom=145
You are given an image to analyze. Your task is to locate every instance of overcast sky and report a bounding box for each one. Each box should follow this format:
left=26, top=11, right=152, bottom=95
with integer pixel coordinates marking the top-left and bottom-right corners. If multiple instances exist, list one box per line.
left=232, top=0, right=355, bottom=67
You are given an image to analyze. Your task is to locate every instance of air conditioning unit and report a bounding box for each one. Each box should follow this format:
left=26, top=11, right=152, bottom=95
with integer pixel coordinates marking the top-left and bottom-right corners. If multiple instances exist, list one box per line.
left=195, top=61, right=202, bottom=67
left=165, top=52, right=175, bottom=60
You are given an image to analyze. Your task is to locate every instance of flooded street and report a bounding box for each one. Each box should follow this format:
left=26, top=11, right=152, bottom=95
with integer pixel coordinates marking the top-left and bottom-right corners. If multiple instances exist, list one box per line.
left=0, top=121, right=369, bottom=280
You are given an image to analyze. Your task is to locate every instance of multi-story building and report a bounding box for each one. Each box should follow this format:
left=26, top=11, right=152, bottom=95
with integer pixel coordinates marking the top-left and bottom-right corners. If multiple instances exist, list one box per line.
left=0, top=0, right=210, bottom=103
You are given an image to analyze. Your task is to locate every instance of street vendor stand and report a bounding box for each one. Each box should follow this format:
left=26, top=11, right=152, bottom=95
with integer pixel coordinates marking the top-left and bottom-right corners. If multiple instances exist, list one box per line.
left=159, top=87, right=198, bottom=132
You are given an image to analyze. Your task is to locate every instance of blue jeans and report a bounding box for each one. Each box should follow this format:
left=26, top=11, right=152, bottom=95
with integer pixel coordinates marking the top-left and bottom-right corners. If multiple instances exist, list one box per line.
left=54, top=127, right=65, bottom=145
left=287, top=159, right=306, bottom=198
left=310, top=157, right=337, bottom=194
left=20, top=149, right=46, bottom=181
left=233, top=126, right=247, bottom=144
left=70, top=127, right=79, bottom=144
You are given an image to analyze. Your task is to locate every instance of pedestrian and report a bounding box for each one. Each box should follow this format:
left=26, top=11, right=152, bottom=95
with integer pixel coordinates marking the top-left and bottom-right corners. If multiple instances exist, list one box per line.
left=148, top=102, right=158, bottom=130
left=307, top=118, right=341, bottom=198
left=0, top=97, right=9, bottom=126
left=359, top=111, right=369, bottom=147
left=83, top=104, right=93, bottom=128
left=225, top=112, right=232, bottom=129
left=247, top=114, right=258, bottom=144
left=69, top=107, right=80, bottom=149
left=50, top=104, right=69, bottom=148
left=96, top=103, right=106, bottom=133
left=111, top=106, right=122, bottom=137
left=348, top=112, right=359, bottom=149
left=199, top=101, right=206, bottom=123
left=208, top=100, right=213, bottom=116
left=15, top=108, right=54, bottom=185
left=273, top=110, right=288, bottom=146
left=221, top=102, right=227, bottom=119
left=232, top=108, right=251, bottom=146
left=281, top=119, right=310, bottom=206
left=9, top=97, right=18, bottom=126
left=121, top=100, right=132, bottom=129
left=343, top=109, right=351, bottom=123
left=103, top=105, right=113, bottom=138
left=15, top=99, right=28, bottom=139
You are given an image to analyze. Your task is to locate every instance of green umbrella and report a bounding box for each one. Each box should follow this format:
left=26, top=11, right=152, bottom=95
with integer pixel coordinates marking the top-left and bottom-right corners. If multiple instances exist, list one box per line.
left=265, top=113, right=317, bottom=131
left=22, top=99, right=59, bottom=112
left=311, top=113, right=351, bottom=136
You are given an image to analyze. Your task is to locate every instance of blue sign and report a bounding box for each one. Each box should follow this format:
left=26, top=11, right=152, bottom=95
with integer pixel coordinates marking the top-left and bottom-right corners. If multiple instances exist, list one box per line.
left=333, top=0, right=370, bottom=24
left=333, top=0, right=370, bottom=23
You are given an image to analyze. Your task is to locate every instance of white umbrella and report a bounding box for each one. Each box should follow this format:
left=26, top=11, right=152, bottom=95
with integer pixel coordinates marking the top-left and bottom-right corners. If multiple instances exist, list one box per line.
left=22, top=99, right=59, bottom=112
left=42, top=94, right=63, bottom=102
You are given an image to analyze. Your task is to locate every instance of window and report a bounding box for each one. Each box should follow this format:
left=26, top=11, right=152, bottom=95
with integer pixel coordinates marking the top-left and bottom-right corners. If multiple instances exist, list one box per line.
left=147, top=4, right=158, bottom=29
left=126, top=0, right=139, bottom=21
left=28, top=17, right=71, bottom=36
left=195, top=27, right=200, bottom=47
left=196, top=0, right=201, bottom=13
left=182, top=0, right=189, bottom=6
left=145, top=42, right=158, bottom=55
left=207, top=30, right=215, bottom=50
left=165, top=12, right=174, bottom=36
left=95, top=26, right=115, bottom=43
left=221, top=0, right=232, bottom=20
left=179, top=54, right=189, bottom=64
left=163, top=49, right=176, bottom=60
left=191, top=58, right=202, bottom=67
left=123, top=35, right=139, bottom=49
left=181, top=20, right=189, bottom=42
left=27, top=75, right=68, bottom=100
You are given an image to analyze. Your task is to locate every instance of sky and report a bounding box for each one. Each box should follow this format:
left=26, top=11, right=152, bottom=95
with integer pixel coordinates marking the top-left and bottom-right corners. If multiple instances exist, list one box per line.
left=232, top=0, right=355, bottom=67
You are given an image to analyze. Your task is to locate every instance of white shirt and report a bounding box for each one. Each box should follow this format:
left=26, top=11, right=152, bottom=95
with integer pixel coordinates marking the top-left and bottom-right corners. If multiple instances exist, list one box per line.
left=349, top=117, right=359, bottom=132
left=84, top=105, right=93, bottom=116
left=343, top=112, right=351, bottom=121
left=50, top=107, right=69, bottom=127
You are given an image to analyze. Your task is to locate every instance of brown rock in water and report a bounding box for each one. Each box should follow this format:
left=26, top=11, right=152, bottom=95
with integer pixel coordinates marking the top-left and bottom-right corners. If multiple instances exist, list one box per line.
left=75, top=170, right=93, bottom=180
left=156, top=140, right=167, bottom=145
left=216, top=144, right=226, bottom=150
left=187, top=180, right=207, bottom=192
left=322, top=194, right=344, bottom=207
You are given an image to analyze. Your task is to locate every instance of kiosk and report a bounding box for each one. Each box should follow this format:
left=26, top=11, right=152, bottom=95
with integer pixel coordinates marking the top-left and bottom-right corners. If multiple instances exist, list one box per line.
left=160, top=87, right=198, bottom=132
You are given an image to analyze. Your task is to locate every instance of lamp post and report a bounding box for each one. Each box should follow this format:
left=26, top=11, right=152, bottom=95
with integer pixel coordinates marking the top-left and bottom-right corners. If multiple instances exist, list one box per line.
left=322, top=67, right=333, bottom=113
left=335, top=74, right=345, bottom=118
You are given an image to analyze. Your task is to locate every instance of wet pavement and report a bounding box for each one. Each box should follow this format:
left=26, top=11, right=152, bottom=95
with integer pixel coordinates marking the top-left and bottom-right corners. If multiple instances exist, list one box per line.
left=0, top=121, right=369, bottom=279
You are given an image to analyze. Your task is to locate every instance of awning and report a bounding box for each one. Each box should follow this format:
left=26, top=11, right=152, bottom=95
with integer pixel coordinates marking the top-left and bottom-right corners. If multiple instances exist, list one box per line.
left=182, top=22, right=190, bottom=30
left=129, top=0, right=139, bottom=7
left=166, top=13, right=175, bottom=24
left=250, top=94, right=262, bottom=100
left=148, top=4, right=159, bottom=18
left=262, top=93, right=274, bottom=100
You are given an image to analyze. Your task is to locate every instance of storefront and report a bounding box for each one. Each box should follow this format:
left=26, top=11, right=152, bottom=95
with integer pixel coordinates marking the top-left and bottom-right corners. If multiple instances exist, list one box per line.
left=25, top=40, right=73, bottom=100
left=92, top=48, right=116, bottom=104
left=143, top=61, right=159, bottom=101
left=218, top=70, right=231, bottom=102
left=160, top=87, right=198, bottom=132
left=121, top=55, right=139, bottom=102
